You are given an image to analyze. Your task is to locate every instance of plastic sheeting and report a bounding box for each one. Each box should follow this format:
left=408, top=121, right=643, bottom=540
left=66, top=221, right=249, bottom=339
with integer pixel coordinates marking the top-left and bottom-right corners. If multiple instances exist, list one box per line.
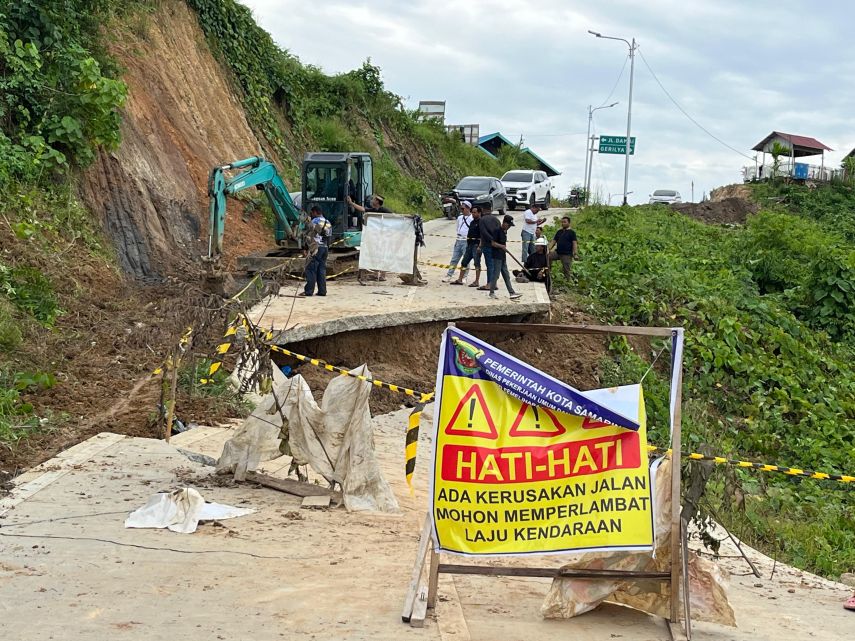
left=124, top=488, right=255, bottom=534
left=216, top=365, right=399, bottom=513
left=358, top=212, right=415, bottom=273
left=541, top=458, right=736, bottom=627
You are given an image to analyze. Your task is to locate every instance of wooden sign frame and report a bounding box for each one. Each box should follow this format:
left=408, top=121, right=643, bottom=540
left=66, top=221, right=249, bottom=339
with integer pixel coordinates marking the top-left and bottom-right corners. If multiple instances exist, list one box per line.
left=401, top=321, right=691, bottom=640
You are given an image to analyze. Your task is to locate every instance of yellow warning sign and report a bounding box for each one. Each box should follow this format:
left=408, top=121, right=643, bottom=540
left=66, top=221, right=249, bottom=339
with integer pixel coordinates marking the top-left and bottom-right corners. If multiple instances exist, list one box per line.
left=432, top=374, right=654, bottom=556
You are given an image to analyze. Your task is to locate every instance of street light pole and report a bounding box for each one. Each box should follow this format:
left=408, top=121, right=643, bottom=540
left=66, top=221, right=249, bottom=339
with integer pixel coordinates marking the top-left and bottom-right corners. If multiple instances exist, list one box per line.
left=589, top=30, right=637, bottom=206
left=583, top=105, right=592, bottom=203
left=583, top=102, right=618, bottom=206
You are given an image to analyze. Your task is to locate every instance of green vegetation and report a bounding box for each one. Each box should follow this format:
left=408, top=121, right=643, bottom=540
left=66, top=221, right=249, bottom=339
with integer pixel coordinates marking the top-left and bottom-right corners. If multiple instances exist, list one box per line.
left=178, top=358, right=252, bottom=418
left=0, top=368, right=56, bottom=447
left=0, top=0, right=129, bottom=182
left=569, top=187, right=855, bottom=578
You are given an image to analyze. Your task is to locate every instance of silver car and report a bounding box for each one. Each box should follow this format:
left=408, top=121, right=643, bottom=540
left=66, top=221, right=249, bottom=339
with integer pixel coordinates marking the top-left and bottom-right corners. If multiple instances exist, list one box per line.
left=649, top=189, right=682, bottom=205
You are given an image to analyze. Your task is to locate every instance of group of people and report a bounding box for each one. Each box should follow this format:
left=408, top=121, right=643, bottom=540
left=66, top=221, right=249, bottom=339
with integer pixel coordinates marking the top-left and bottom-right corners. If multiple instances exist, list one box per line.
left=297, top=197, right=580, bottom=300
left=442, top=201, right=578, bottom=299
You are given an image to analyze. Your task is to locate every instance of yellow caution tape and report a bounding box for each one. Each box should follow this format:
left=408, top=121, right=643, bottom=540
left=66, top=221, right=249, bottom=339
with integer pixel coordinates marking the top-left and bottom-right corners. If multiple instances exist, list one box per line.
left=646, top=446, right=855, bottom=484
left=267, top=343, right=434, bottom=403
left=199, top=320, right=239, bottom=384
left=427, top=233, right=524, bottom=244
left=418, top=261, right=467, bottom=272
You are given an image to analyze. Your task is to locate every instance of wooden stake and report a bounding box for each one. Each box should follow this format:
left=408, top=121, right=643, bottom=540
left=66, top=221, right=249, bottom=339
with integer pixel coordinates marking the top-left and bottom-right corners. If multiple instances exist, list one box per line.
left=669, top=331, right=686, bottom=631
left=401, top=515, right=433, bottom=623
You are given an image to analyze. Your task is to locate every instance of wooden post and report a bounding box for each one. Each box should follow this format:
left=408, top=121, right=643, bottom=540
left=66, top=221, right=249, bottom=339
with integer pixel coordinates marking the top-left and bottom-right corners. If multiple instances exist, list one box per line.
left=402, top=515, right=433, bottom=623
left=669, top=329, right=687, bottom=634
left=164, top=354, right=178, bottom=442
left=427, top=548, right=440, bottom=609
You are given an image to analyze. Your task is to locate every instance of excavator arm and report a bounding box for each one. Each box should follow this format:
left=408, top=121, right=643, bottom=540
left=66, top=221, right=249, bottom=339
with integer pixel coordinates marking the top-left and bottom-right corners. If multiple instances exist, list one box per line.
left=207, top=156, right=302, bottom=262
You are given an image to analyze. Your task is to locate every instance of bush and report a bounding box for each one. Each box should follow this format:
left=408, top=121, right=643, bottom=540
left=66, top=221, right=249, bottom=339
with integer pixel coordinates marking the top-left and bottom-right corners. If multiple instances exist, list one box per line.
left=0, top=264, right=62, bottom=327
left=0, top=1, right=128, bottom=179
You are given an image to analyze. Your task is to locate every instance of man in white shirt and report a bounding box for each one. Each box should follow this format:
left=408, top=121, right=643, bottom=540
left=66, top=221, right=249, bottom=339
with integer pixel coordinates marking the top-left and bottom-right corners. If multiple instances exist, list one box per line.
left=521, top=203, right=546, bottom=263
left=442, top=201, right=473, bottom=282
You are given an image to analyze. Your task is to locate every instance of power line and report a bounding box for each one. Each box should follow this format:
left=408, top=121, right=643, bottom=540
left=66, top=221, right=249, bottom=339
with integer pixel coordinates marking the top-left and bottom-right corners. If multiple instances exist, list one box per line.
left=503, top=132, right=588, bottom=138
left=598, top=53, right=629, bottom=108
left=637, top=48, right=753, bottom=161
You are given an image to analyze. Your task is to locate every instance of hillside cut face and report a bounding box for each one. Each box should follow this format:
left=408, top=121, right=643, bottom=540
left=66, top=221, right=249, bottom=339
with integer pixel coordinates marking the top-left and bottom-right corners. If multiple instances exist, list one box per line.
left=79, top=0, right=270, bottom=279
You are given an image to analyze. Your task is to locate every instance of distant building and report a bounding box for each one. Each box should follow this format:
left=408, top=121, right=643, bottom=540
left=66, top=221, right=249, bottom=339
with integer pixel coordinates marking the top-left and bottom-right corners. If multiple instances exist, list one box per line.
left=417, top=101, right=446, bottom=124
left=445, top=124, right=480, bottom=146
left=746, top=131, right=838, bottom=181
left=477, top=132, right=561, bottom=177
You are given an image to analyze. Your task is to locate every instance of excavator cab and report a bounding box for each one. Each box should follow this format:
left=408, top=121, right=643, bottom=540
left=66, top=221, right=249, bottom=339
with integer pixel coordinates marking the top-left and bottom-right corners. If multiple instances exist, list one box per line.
left=302, top=152, right=372, bottom=248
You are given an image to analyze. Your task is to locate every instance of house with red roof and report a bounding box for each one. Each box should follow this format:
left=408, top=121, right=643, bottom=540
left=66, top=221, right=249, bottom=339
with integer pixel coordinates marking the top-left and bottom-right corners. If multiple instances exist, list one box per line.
left=744, top=131, right=840, bottom=182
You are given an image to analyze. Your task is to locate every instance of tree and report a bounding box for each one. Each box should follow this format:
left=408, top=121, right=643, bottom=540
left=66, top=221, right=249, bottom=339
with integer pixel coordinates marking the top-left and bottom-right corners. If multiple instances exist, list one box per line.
left=843, top=156, right=855, bottom=185
left=770, top=141, right=791, bottom=179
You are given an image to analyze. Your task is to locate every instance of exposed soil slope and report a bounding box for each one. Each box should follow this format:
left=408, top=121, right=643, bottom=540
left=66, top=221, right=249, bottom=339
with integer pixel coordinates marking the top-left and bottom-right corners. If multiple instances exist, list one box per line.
left=80, top=0, right=273, bottom=279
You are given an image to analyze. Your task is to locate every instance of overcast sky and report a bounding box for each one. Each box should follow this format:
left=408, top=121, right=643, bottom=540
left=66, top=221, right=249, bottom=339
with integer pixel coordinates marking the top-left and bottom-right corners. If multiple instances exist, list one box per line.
left=240, top=0, right=854, bottom=204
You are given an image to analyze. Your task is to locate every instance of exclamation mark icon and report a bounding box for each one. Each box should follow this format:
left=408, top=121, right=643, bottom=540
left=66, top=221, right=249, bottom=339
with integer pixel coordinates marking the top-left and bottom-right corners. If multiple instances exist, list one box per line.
left=467, top=398, right=475, bottom=429
left=532, top=406, right=541, bottom=430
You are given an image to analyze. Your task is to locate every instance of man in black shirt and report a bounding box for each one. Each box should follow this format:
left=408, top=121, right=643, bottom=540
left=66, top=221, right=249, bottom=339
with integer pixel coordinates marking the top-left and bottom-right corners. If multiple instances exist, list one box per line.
left=478, top=210, right=501, bottom=291
left=451, top=206, right=483, bottom=286
left=549, top=216, right=578, bottom=279
left=487, top=215, right=522, bottom=300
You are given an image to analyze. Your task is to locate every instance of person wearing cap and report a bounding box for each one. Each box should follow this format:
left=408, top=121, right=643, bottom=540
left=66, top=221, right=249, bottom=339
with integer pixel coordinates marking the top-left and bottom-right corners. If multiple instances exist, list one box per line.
left=487, top=214, right=522, bottom=300
left=514, top=236, right=551, bottom=290
left=442, top=201, right=472, bottom=282
left=521, top=203, right=547, bottom=263
left=451, top=205, right=483, bottom=287
left=298, top=205, right=331, bottom=297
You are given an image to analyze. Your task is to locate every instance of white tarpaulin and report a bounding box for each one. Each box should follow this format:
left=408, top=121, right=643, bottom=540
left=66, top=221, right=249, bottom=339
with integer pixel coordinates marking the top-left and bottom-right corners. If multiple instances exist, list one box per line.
left=216, top=365, right=399, bottom=513
left=124, top=488, right=255, bottom=534
left=358, top=212, right=414, bottom=273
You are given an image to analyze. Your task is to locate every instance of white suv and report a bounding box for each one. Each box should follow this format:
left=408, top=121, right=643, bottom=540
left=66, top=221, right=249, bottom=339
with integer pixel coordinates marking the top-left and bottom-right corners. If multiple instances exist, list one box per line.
left=501, top=170, right=552, bottom=210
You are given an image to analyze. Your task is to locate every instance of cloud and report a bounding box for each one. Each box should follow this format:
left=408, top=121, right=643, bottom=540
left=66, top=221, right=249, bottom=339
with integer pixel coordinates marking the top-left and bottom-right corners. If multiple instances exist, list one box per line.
left=240, top=0, right=855, bottom=204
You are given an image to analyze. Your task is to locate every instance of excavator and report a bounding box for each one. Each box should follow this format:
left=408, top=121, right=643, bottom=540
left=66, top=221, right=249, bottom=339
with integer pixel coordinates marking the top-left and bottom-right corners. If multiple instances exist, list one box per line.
left=204, top=152, right=373, bottom=287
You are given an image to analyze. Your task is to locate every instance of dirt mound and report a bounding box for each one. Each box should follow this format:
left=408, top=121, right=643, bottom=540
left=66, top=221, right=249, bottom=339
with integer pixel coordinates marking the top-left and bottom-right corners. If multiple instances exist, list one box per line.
left=80, top=0, right=273, bottom=280
left=709, top=183, right=753, bottom=202
left=672, top=197, right=758, bottom=225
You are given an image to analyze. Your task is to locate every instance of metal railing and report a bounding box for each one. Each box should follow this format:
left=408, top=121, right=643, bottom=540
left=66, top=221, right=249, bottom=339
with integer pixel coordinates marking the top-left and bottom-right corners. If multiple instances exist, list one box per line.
left=743, top=161, right=844, bottom=182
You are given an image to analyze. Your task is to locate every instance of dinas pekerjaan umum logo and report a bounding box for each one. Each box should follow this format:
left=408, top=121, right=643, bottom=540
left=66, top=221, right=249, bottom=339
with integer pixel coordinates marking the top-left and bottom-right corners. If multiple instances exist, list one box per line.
left=452, top=337, right=482, bottom=376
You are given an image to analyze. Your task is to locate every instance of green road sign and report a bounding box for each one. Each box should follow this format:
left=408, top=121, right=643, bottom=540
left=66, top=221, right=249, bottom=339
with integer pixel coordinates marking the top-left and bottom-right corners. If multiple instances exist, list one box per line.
left=599, top=135, right=636, bottom=155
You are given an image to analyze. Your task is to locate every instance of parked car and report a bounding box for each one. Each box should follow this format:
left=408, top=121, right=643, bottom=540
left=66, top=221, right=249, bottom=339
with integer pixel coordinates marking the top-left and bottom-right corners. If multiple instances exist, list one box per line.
left=501, top=170, right=552, bottom=210
left=649, top=189, right=682, bottom=205
left=452, top=176, right=507, bottom=214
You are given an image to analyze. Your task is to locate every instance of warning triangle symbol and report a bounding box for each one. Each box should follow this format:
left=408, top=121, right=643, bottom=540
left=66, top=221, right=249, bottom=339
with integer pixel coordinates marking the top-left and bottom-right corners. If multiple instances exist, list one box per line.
left=509, top=403, right=567, bottom=438
left=582, top=417, right=612, bottom=429
left=444, top=384, right=499, bottom=440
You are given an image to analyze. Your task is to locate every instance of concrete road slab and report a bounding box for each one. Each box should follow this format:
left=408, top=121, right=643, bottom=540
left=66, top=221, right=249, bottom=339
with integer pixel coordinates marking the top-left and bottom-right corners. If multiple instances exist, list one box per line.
left=245, top=209, right=560, bottom=344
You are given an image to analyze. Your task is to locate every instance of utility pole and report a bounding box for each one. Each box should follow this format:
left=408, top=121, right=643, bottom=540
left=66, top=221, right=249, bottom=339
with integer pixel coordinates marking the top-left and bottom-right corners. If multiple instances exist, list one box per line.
left=585, top=135, right=596, bottom=205
left=589, top=30, right=637, bottom=206
left=583, top=102, right=618, bottom=206
left=583, top=105, right=592, bottom=202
